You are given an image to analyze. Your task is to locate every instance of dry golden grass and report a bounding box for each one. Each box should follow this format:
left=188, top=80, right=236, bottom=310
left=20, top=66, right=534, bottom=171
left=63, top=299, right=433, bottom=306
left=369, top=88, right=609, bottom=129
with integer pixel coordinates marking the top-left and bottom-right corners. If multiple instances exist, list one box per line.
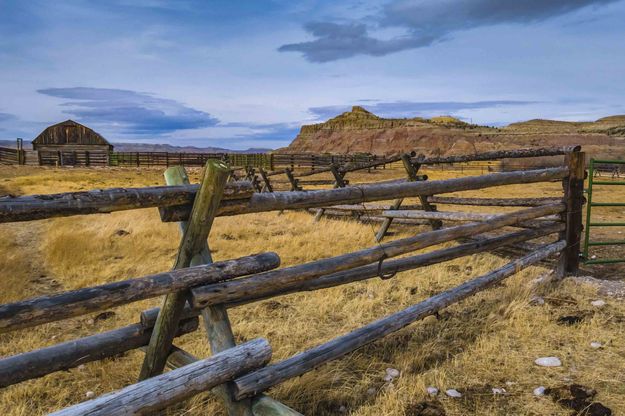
left=0, top=164, right=624, bottom=415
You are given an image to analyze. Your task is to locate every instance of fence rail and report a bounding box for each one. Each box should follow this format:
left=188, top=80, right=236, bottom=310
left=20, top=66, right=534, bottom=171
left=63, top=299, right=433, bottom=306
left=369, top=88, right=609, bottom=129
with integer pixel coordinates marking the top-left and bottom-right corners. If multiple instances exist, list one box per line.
left=0, top=147, right=585, bottom=415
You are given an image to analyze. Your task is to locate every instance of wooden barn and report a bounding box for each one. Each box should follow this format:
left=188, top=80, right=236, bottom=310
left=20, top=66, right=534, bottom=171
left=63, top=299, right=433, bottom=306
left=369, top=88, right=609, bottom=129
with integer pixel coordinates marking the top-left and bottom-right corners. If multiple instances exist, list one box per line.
left=32, top=120, right=113, bottom=166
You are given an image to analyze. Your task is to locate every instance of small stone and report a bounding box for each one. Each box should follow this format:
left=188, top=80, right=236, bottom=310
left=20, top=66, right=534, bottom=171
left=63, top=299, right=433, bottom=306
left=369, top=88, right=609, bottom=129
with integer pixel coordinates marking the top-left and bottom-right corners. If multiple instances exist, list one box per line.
left=591, top=299, right=606, bottom=307
left=531, top=276, right=546, bottom=284
left=366, top=387, right=377, bottom=396
left=385, top=368, right=400, bottom=379
left=533, top=386, right=546, bottom=396
left=492, top=387, right=506, bottom=395
left=383, top=382, right=395, bottom=392
left=338, top=405, right=347, bottom=413
left=590, top=341, right=603, bottom=349
left=426, top=386, right=439, bottom=395
left=445, top=389, right=462, bottom=398
left=77, top=364, right=85, bottom=371
left=85, top=391, right=95, bottom=399
left=530, top=296, right=545, bottom=305
left=383, top=374, right=394, bottom=382
left=591, top=255, right=597, bottom=260
left=535, top=357, right=562, bottom=367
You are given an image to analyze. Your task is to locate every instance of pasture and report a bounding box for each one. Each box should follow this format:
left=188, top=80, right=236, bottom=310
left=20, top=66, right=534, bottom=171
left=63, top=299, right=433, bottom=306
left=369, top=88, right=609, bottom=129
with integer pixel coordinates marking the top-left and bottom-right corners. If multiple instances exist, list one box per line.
left=0, top=163, right=624, bottom=415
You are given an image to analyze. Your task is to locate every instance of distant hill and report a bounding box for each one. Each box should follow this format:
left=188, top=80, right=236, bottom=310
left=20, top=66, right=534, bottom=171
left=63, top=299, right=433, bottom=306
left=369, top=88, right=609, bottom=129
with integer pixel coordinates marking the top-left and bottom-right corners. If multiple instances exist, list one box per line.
left=284, top=106, right=625, bottom=160
left=109, top=142, right=271, bottom=154
left=0, top=139, right=271, bottom=154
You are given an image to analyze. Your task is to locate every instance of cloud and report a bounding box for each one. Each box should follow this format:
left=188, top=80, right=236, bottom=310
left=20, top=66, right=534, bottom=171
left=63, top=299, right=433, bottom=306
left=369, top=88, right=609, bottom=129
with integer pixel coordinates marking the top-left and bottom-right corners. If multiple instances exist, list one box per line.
left=0, top=112, right=16, bottom=123
left=37, top=87, right=219, bottom=134
left=309, top=100, right=540, bottom=120
left=280, top=0, right=618, bottom=62
left=278, top=22, right=437, bottom=62
left=220, top=121, right=301, bottom=142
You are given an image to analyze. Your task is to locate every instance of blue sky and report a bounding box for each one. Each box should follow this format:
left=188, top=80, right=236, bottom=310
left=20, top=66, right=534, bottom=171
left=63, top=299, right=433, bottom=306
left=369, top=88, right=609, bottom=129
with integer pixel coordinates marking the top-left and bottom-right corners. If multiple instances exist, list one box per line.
left=0, top=0, right=624, bottom=149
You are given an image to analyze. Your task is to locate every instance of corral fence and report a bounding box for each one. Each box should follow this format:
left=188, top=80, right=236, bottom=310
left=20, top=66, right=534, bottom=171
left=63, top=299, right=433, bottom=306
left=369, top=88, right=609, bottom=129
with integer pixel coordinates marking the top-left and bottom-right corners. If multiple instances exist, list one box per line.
left=0, top=146, right=585, bottom=415
left=0, top=143, right=383, bottom=171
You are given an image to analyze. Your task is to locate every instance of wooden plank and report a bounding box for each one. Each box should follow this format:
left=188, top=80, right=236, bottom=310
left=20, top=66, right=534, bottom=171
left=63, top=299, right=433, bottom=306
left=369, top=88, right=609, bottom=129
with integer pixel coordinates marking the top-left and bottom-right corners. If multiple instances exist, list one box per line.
left=50, top=339, right=272, bottom=416
left=0, top=253, right=279, bottom=333
left=427, top=196, right=563, bottom=207
left=314, top=203, right=425, bottom=212
left=139, top=160, right=230, bottom=380
left=0, top=318, right=199, bottom=388
left=191, top=203, right=565, bottom=307
left=232, top=241, right=565, bottom=399
left=380, top=209, right=561, bottom=222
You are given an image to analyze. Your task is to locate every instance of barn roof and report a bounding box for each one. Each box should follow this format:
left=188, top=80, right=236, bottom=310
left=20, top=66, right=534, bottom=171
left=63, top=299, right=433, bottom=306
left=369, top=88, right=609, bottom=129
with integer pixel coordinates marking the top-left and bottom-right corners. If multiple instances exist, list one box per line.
left=32, top=120, right=112, bottom=147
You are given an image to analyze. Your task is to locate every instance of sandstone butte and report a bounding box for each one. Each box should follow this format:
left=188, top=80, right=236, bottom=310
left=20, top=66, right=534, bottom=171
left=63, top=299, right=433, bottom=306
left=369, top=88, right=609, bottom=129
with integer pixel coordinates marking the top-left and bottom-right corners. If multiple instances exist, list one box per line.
left=282, top=106, right=625, bottom=160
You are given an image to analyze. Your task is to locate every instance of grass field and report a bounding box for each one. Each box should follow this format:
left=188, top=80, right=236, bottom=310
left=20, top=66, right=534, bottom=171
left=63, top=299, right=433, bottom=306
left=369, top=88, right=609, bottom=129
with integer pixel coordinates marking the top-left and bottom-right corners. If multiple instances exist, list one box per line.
left=1, top=163, right=624, bottom=415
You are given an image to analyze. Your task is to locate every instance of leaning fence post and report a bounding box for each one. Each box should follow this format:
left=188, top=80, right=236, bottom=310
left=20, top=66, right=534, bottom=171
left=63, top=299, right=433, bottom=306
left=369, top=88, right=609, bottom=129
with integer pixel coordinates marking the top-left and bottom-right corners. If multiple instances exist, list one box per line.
left=376, top=153, right=439, bottom=241
left=157, top=166, right=297, bottom=415
left=285, top=168, right=302, bottom=191
left=558, top=151, right=585, bottom=276
left=258, top=168, right=273, bottom=193
left=139, top=160, right=230, bottom=381
left=314, top=163, right=347, bottom=222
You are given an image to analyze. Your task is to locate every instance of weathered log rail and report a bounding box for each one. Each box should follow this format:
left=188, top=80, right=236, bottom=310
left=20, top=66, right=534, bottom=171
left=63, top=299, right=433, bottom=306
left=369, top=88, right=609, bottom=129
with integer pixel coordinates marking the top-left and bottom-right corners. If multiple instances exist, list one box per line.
left=0, top=166, right=567, bottom=223
left=0, top=252, right=280, bottom=333
left=232, top=240, right=565, bottom=399
left=0, top=147, right=586, bottom=415
left=50, top=338, right=272, bottom=416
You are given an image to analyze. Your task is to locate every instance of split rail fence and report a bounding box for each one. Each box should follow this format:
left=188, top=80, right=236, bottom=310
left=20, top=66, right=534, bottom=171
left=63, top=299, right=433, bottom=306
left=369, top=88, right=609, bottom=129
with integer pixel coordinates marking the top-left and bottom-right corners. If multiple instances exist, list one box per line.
left=0, top=146, right=585, bottom=415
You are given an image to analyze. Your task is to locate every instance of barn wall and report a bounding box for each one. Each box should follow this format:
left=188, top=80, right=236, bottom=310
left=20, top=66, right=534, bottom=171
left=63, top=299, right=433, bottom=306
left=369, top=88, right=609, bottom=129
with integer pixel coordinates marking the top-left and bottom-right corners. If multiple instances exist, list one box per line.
left=32, top=123, right=112, bottom=149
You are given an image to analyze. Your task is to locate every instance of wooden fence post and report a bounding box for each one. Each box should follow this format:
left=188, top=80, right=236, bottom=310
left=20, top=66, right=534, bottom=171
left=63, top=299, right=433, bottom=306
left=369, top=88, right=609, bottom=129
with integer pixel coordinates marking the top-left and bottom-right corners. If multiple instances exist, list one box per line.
left=139, top=160, right=229, bottom=381
left=258, top=168, right=273, bottom=193
left=314, top=164, right=347, bottom=222
left=558, top=151, right=585, bottom=276
left=375, top=153, right=439, bottom=241
left=285, top=168, right=302, bottom=191
left=155, top=166, right=297, bottom=416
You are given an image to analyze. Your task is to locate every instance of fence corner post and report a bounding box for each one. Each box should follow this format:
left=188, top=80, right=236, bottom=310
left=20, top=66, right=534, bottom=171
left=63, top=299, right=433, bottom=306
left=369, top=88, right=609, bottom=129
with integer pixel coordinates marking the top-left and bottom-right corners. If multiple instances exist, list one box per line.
left=558, top=150, right=585, bottom=277
left=139, top=160, right=229, bottom=381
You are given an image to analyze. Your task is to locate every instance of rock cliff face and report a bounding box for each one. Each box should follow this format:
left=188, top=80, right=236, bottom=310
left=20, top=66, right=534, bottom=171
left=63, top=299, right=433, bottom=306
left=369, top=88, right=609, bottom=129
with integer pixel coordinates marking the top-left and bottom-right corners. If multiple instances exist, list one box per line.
left=285, top=107, right=625, bottom=159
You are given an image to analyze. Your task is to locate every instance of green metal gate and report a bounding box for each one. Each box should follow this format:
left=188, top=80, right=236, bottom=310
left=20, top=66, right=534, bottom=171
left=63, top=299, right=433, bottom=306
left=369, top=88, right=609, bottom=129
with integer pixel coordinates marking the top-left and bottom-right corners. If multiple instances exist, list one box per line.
left=583, top=158, right=625, bottom=264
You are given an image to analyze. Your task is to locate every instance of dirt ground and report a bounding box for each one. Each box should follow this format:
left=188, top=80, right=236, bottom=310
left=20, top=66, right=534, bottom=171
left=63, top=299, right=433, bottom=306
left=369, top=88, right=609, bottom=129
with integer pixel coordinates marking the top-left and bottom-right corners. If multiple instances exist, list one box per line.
left=0, top=163, right=624, bottom=415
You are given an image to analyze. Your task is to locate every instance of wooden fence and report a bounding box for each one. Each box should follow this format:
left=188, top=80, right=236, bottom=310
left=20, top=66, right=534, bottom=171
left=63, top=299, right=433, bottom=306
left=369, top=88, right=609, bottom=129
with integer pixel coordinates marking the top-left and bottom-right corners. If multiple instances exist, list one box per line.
left=0, top=146, right=382, bottom=170
left=0, top=146, right=19, bottom=165
left=0, top=146, right=585, bottom=415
